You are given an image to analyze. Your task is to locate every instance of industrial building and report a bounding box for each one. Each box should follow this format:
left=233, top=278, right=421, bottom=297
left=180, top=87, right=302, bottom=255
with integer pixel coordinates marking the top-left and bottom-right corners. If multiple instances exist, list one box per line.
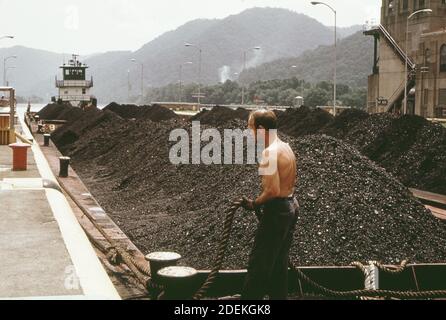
left=365, top=0, right=446, bottom=118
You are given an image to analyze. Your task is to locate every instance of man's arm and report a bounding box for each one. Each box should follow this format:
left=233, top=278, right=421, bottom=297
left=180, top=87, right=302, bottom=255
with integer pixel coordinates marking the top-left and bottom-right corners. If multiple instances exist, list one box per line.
left=233, top=148, right=281, bottom=211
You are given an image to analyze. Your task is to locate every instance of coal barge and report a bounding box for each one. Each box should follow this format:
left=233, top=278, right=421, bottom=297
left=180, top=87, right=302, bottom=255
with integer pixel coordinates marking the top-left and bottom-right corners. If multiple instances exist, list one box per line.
left=13, top=100, right=446, bottom=300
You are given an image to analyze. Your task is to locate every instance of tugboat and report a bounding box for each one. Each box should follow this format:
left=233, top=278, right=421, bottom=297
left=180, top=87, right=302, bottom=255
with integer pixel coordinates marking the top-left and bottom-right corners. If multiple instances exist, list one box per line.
left=53, top=54, right=96, bottom=108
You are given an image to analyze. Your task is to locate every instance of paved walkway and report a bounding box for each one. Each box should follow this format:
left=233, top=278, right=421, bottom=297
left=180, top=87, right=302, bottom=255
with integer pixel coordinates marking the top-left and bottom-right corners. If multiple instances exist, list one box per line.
left=0, top=118, right=119, bottom=300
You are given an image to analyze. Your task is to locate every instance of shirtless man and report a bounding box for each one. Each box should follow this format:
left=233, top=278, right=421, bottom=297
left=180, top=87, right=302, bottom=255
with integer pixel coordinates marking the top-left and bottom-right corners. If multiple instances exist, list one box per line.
left=234, top=109, right=298, bottom=300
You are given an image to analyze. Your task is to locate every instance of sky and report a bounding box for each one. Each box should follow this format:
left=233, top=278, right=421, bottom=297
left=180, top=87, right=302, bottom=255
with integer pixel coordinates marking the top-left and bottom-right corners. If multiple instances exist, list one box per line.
left=0, top=0, right=381, bottom=55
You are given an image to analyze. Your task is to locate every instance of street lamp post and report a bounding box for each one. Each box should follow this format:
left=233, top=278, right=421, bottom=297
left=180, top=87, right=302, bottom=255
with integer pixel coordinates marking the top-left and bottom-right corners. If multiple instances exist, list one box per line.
left=311, top=1, right=337, bottom=115
left=185, top=43, right=203, bottom=105
left=242, top=47, right=261, bottom=105
left=131, top=59, right=144, bottom=103
left=403, top=8, right=432, bottom=115
left=127, top=69, right=131, bottom=102
left=3, top=55, right=17, bottom=86
left=291, top=65, right=305, bottom=96
left=5, top=66, right=16, bottom=86
left=179, top=61, right=193, bottom=102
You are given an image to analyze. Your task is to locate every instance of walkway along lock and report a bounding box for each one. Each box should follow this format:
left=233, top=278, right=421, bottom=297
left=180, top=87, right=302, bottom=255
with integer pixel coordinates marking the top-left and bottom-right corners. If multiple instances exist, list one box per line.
left=59, top=156, right=70, bottom=178
left=8, top=143, right=31, bottom=171
left=43, top=134, right=51, bottom=147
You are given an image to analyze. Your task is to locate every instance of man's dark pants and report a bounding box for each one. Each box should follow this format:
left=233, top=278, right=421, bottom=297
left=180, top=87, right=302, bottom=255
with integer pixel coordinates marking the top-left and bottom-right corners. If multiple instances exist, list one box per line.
left=242, top=197, right=299, bottom=300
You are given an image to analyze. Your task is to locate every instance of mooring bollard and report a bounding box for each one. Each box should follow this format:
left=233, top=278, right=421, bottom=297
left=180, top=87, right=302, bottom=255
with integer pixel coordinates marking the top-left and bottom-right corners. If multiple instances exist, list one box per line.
left=43, top=134, right=51, bottom=147
left=59, top=156, right=70, bottom=178
left=9, top=143, right=31, bottom=171
left=146, top=252, right=182, bottom=300
left=157, top=266, right=198, bottom=300
left=146, top=252, right=182, bottom=280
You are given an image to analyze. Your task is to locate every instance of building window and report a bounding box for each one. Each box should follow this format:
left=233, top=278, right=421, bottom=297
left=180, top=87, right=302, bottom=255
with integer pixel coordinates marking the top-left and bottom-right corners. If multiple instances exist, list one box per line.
left=425, top=48, right=431, bottom=64
left=82, top=89, right=86, bottom=94
left=439, top=89, right=446, bottom=106
left=441, top=45, right=446, bottom=72
left=388, top=0, right=395, bottom=14
left=402, top=0, right=409, bottom=11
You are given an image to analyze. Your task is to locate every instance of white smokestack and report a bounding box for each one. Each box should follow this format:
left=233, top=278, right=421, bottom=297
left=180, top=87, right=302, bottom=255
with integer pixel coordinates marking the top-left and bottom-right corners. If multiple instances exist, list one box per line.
left=219, top=65, right=231, bottom=83
left=245, top=49, right=264, bottom=69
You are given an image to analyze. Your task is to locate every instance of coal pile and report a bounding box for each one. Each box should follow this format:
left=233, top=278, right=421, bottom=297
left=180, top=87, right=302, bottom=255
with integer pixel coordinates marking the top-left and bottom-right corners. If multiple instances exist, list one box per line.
left=36, top=103, right=65, bottom=120
left=103, top=102, right=141, bottom=119
left=36, top=103, right=83, bottom=122
left=54, top=107, right=446, bottom=269
left=342, top=113, right=397, bottom=150
left=276, top=106, right=334, bottom=137
left=275, top=108, right=446, bottom=195
left=291, top=134, right=445, bottom=266
left=362, top=115, right=446, bottom=195
left=321, top=108, right=369, bottom=138
left=191, top=106, right=250, bottom=125
left=103, top=102, right=178, bottom=122
left=51, top=107, right=124, bottom=154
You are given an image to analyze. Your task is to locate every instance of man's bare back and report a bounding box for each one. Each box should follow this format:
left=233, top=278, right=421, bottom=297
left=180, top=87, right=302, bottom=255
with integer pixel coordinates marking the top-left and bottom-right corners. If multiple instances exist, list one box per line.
left=272, top=139, right=296, bottom=197
left=256, top=139, right=297, bottom=205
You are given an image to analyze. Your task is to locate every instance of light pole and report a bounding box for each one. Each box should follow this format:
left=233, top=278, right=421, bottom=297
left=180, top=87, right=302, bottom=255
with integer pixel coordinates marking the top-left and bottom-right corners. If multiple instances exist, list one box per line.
left=291, top=65, right=305, bottom=96
left=127, top=69, right=131, bottom=102
left=4, top=55, right=17, bottom=86
left=242, top=47, right=261, bottom=105
left=5, top=66, right=16, bottom=86
left=403, top=8, right=432, bottom=115
left=179, top=61, right=193, bottom=102
left=131, top=59, right=144, bottom=103
left=185, top=43, right=202, bottom=105
left=311, top=1, right=337, bottom=115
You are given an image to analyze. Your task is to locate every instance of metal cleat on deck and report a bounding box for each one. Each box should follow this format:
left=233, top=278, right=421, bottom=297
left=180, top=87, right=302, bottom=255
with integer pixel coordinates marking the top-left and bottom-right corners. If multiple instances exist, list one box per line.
left=145, top=252, right=182, bottom=299
left=157, top=266, right=198, bottom=300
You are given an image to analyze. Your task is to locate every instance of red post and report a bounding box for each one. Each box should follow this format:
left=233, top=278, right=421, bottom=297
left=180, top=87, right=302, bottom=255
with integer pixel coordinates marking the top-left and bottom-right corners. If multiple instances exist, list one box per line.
left=9, top=143, right=31, bottom=171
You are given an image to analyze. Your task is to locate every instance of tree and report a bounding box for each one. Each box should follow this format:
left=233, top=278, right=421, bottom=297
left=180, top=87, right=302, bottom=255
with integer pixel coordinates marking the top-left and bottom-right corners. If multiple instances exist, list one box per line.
left=143, top=77, right=366, bottom=108
left=305, top=87, right=330, bottom=107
